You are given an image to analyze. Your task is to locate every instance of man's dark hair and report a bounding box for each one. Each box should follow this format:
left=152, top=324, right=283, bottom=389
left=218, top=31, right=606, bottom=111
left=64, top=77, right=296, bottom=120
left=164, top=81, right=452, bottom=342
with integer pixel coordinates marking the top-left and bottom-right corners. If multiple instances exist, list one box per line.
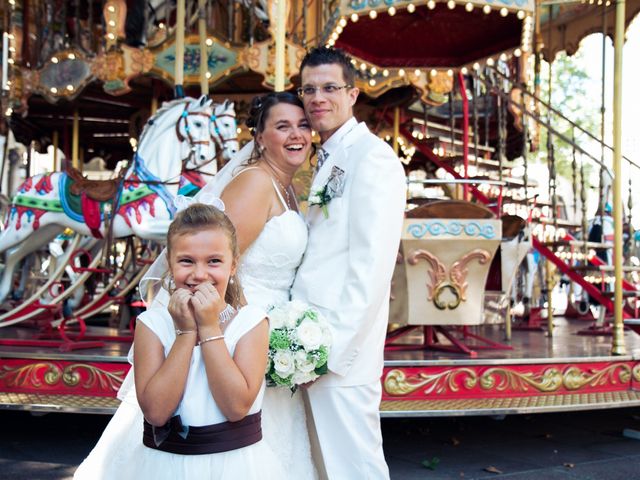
left=299, top=47, right=357, bottom=86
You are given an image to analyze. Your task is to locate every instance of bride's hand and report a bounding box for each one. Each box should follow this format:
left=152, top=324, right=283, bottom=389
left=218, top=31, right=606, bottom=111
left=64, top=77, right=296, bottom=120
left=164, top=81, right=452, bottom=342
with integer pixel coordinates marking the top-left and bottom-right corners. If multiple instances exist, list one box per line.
left=191, top=283, right=226, bottom=335
left=168, top=288, right=197, bottom=331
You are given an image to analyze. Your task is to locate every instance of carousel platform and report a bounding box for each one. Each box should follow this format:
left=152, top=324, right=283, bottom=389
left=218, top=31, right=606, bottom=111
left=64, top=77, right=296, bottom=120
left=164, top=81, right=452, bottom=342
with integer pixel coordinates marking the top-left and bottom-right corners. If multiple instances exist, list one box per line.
left=0, top=326, right=131, bottom=415
left=381, top=318, right=640, bottom=417
left=1, top=320, right=640, bottom=416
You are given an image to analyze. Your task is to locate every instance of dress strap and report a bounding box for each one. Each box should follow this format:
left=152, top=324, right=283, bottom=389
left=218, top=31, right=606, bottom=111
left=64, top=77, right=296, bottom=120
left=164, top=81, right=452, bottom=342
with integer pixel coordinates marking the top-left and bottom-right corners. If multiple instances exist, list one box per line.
left=225, top=305, right=268, bottom=341
left=270, top=178, right=289, bottom=211
left=233, top=166, right=261, bottom=177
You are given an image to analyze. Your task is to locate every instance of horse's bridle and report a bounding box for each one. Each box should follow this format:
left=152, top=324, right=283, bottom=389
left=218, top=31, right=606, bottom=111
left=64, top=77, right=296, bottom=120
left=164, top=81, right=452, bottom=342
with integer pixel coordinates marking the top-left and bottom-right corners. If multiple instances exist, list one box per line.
left=175, top=104, right=238, bottom=166
left=209, top=110, right=238, bottom=154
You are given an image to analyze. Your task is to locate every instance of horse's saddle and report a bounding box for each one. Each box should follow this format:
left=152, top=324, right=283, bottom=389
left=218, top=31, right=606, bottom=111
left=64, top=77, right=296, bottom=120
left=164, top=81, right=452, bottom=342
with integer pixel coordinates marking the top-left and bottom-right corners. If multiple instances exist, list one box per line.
left=66, top=166, right=121, bottom=202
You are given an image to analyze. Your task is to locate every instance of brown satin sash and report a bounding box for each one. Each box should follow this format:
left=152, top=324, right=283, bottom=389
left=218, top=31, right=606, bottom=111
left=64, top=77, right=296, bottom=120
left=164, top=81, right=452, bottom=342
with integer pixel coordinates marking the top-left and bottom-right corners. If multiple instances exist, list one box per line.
left=143, top=411, right=262, bottom=455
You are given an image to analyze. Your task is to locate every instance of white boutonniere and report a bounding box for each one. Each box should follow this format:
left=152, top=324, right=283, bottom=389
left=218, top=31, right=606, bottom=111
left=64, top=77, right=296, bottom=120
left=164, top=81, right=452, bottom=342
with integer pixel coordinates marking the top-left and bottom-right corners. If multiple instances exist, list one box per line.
left=308, top=166, right=346, bottom=218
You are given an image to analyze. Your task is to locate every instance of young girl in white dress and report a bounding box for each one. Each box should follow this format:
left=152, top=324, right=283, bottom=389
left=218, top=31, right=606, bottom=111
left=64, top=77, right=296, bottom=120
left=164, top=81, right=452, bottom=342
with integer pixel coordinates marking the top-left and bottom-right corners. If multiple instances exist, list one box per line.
left=76, top=92, right=316, bottom=479
left=77, top=203, right=283, bottom=480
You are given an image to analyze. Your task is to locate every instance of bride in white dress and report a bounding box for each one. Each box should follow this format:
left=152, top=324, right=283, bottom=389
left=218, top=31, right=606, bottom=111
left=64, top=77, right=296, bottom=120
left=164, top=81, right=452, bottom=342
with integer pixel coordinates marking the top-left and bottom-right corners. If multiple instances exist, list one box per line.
left=75, top=92, right=317, bottom=479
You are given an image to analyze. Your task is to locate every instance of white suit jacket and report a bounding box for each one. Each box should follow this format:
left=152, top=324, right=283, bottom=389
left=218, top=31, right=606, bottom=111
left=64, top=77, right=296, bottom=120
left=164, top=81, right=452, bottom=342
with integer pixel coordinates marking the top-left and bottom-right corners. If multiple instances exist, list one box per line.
left=292, top=120, right=406, bottom=387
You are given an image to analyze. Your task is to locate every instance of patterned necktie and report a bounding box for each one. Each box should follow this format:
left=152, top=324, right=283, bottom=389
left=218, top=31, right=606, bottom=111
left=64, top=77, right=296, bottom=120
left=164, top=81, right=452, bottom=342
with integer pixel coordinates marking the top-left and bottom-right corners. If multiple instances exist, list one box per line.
left=316, top=147, right=329, bottom=171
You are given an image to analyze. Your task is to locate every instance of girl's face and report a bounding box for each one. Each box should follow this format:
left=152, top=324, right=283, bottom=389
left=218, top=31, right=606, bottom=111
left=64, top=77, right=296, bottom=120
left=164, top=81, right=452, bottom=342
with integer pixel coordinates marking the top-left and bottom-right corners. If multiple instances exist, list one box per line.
left=168, top=228, right=236, bottom=299
left=256, top=103, right=312, bottom=171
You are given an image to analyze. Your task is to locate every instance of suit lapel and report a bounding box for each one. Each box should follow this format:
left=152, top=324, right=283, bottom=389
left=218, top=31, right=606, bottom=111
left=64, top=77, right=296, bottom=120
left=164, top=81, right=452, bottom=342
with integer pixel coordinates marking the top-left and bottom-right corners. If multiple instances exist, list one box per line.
left=309, top=122, right=369, bottom=194
left=306, top=122, right=370, bottom=223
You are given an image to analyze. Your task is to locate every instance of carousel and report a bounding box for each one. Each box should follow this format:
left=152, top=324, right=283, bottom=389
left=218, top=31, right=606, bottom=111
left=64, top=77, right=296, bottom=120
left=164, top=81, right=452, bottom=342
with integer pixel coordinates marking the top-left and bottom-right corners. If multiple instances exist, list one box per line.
left=0, top=0, right=639, bottom=416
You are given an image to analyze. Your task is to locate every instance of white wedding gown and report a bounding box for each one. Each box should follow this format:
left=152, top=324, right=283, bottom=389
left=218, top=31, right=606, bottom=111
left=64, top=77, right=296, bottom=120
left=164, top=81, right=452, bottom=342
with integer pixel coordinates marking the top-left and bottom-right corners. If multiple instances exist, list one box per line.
left=75, top=182, right=316, bottom=479
left=240, top=196, right=316, bottom=479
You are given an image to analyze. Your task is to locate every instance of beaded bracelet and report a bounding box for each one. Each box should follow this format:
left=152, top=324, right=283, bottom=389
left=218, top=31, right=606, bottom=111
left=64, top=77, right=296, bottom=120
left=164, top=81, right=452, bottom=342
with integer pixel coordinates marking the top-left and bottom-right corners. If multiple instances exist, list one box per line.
left=175, top=329, right=196, bottom=336
left=198, top=334, right=225, bottom=346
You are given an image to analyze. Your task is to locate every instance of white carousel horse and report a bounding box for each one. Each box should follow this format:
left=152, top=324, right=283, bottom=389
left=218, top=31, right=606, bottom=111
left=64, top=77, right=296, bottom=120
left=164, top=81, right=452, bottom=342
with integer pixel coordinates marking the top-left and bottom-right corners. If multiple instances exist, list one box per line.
left=0, top=96, right=238, bottom=304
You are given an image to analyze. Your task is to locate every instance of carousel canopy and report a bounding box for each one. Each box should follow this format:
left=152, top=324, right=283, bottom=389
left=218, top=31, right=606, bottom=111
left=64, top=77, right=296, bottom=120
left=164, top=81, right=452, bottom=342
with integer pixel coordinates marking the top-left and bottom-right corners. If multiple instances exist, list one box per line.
left=335, top=5, right=523, bottom=68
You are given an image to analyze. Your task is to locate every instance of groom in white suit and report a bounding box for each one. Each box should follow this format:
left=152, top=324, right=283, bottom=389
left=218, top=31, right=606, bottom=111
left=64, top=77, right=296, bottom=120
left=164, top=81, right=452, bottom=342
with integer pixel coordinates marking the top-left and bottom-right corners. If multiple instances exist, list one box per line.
left=292, top=47, right=406, bottom=479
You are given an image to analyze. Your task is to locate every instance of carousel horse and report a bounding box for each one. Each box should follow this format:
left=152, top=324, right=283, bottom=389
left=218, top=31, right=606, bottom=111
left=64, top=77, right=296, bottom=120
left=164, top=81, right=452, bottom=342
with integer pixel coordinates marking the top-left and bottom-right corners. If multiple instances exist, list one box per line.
left=0, top=96, right=238, bottom=304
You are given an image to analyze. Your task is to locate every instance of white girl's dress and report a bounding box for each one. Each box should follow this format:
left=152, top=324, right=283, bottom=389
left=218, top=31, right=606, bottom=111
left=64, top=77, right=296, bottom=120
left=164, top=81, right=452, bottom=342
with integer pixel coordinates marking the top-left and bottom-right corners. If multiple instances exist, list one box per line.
left=76, top=305, right=282, bottom=480
left=75, top=176, right=316, bottom=479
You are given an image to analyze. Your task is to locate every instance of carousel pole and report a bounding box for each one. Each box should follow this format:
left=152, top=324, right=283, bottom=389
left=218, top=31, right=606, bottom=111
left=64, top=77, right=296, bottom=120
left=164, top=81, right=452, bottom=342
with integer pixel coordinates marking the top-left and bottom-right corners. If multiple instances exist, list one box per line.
left=198, top=0, right=209, bottom=96
left=72, top=109, right=80, bottom=170
left=52, top=130, right=59, bottom=171
left=274, top=0, right=287, bottom=91
left=175, top=0, right=186, bottom=98
left=393, top=107, right=400, bottom=155
left=611, top=0, right=626, bottom=355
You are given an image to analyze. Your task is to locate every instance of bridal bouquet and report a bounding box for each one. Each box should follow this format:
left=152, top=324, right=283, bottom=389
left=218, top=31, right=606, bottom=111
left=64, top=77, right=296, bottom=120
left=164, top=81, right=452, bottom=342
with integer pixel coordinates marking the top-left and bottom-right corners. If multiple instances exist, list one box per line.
left=265, top=300, right=332, bottom=393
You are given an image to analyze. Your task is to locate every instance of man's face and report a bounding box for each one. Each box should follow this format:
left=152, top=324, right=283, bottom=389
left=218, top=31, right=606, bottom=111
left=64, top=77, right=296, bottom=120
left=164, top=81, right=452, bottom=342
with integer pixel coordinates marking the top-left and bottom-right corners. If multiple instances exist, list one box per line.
left=300, top=63, right=359, bottom=143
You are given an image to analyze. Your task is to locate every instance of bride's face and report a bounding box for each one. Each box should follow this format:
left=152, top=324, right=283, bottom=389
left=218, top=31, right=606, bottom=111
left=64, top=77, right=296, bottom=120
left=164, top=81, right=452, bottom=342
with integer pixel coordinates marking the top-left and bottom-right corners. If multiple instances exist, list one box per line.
left=257, top=103, right=312, bottom=171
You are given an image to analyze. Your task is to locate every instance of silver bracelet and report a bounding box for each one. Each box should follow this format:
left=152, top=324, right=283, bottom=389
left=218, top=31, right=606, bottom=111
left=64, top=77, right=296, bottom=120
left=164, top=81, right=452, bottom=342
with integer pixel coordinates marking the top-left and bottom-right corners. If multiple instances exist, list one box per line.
left=175, top=329, right=196, bottom=336
left=198, top=334, right=225, bottom=346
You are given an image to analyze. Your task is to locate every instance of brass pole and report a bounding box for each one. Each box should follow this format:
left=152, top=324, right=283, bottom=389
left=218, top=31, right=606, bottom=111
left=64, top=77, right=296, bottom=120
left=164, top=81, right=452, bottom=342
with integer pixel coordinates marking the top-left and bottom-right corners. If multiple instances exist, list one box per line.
left=505, top=298, right=512, bottom=341
left=175, top=0, right=186, bottom=97
left=393, top=107, right=400, bottom=155
left=72, top=109, right=80, bottom=170
left=274, top=0, right=287, bottom=91
left=611, top=0, right=627, bottom=355
left=52, top=130, right=59, bottom=171
left=546, top=258, right=554, bottom=336
left=198, top=0, right=209, bottom=95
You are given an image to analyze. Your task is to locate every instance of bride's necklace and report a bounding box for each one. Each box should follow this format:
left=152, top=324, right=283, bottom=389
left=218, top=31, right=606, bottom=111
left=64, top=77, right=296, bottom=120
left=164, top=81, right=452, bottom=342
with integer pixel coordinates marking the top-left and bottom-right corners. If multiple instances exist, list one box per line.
left=219, top=304, right=236, bottom=327
left=262, top=162, right=293, bottom=209
left=273, top=175, right=293, bottom=209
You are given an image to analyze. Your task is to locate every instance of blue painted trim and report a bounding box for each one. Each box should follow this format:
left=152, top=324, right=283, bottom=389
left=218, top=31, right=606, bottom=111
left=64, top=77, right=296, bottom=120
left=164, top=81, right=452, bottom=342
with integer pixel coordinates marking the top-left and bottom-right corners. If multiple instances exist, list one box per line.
left=407, top=221, right=497, bottom=239
left=58, top=174, right=85, bottom=223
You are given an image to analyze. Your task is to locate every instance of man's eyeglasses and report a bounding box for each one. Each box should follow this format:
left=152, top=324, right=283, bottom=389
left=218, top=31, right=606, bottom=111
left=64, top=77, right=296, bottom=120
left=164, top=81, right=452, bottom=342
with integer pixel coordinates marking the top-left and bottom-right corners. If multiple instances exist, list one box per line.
left=296, top=84, right=352, bottom=97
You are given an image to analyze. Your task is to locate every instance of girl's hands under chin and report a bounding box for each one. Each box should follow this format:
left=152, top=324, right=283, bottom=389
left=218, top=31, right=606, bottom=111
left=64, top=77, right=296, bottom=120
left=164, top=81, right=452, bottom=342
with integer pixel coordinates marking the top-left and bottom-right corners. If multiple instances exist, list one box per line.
left=168, top=288, right=197, bottom=331
left=191, top=283, right=226, bottom=335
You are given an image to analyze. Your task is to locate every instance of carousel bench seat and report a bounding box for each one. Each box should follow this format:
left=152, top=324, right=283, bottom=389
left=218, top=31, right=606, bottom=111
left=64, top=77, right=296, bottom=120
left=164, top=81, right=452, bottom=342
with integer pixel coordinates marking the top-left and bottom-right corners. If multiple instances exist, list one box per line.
left=399, top=200, right=502, bottom=326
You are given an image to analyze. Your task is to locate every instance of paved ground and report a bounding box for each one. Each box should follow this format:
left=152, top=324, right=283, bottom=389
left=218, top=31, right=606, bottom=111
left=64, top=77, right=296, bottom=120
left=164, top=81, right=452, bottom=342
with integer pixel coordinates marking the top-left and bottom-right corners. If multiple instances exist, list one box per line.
left=1, top=407, right=640, bottom=479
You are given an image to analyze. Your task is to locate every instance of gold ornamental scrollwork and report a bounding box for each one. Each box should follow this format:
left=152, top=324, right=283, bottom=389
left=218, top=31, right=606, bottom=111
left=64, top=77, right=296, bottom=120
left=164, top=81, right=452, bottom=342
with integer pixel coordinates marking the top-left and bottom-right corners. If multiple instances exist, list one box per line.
left=479, top=364, right=632, bottom=394
left=480, top=367, right=563, bottom=393
left=62, top=364, right=126, bottom=391
left=562, top=364, right=631, bottom=391
left=633, top=364, right=640, bottom=382
left=384, top=368, right=478, bottom=396
left=0, top=362, right=125, bottom=392
left=0, top=363, right=62, bottom=388
left=408, top=249, right=491, bottom=310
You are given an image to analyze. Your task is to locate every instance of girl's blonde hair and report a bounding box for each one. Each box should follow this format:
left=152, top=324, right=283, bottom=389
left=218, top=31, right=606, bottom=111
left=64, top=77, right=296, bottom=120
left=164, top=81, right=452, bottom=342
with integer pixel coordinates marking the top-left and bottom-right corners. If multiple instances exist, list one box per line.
left=166, top=203, right=243, bottom=308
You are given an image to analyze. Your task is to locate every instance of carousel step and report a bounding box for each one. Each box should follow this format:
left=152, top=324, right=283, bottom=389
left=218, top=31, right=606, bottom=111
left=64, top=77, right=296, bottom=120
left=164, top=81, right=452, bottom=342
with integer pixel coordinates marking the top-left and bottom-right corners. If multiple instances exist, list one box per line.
left=380, top=390, right=640, bottom=417
left=0, top=392, right=120, bottom=415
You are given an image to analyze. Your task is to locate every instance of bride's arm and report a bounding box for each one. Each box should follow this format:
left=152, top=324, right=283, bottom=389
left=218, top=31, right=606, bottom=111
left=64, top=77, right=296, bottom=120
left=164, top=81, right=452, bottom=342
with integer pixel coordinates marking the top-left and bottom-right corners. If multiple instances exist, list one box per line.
left=221, top=169, right=274, bottom=253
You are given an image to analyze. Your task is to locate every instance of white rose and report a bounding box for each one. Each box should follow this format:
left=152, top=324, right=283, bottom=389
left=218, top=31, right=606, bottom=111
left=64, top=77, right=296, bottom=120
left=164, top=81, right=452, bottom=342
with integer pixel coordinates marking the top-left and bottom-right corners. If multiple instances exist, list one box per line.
left=295, top=319, right=324, bottom=351
left=273, top=350, right=295, bottom=377
left=284, top=301, right=307, bottom=328
left=308, top=192, right=321, bottom=204
left=292, top=370, right=319, bottom=386
left=268, top=308, right=287, bottom=330
left=294, top=350, right=316, bottom=373
left=289, top=300, right=308, bottom=317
